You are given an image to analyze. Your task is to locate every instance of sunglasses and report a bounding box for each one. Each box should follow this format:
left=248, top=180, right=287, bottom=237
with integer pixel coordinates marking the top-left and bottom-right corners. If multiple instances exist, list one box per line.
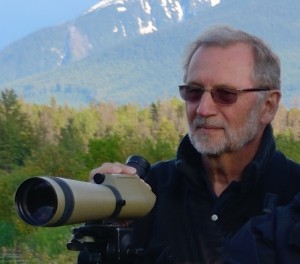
left=179, top=84, right=271, bottom=105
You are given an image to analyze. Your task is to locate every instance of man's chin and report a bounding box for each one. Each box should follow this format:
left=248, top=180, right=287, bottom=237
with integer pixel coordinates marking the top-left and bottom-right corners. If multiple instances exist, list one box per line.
left=191, top=140, right=224, bottom=156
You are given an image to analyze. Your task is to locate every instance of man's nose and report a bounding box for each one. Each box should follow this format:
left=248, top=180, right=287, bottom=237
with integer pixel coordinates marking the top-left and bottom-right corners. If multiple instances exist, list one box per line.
left=196, top=91, right=218, bottom=117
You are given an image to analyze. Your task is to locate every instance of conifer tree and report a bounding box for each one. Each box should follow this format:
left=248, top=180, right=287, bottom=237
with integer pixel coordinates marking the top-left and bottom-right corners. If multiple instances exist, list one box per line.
left=0, top=89, right=34, bottom=170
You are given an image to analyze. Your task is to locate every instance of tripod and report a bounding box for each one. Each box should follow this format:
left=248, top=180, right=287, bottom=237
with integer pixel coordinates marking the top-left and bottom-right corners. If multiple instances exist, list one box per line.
left=67, top=221, right=144, bottom=264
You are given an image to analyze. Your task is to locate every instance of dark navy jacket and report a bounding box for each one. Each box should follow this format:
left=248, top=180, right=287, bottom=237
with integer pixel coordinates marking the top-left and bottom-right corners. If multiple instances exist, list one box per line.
left=132, top=125, right=300, bottom=263
left=223, top=191, right=300, bottom=264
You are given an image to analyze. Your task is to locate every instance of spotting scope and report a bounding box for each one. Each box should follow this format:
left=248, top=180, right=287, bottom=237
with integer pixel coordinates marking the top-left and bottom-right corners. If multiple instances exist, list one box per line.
left=15, top=156, right=156, bottom=227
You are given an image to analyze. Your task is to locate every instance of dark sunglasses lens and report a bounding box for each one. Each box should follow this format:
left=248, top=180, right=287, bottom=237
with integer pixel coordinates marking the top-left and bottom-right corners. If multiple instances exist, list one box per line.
left=180, top=86, right=204, bottom=102
left=212, top=89, right=238, bottom=104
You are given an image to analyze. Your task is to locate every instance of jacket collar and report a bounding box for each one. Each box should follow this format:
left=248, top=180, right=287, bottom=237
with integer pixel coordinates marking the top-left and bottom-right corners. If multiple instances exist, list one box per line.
left=176, top=125, right=276, bottom=190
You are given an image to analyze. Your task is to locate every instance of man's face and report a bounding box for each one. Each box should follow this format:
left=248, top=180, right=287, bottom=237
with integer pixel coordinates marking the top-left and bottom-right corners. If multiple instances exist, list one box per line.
left=185, top=43, right=265, bottom=155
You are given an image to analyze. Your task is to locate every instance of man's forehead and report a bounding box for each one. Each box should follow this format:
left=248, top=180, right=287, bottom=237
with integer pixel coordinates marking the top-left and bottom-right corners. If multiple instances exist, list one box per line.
left=189, top=43, right=254, bottom=70
left=187, top=43, right=254, bottom=86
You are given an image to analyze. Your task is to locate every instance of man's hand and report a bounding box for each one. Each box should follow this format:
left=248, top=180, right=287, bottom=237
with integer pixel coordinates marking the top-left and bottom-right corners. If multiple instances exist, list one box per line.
left=90, top=162, right=137, bottom=182
left=89, top=162, right=152, bottom=226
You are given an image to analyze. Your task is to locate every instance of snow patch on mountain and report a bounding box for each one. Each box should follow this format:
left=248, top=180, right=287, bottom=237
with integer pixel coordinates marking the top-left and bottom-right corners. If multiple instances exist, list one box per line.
left=85, top=0, right=127, bottom=14
left=211, top=0, right=220, bottom=7
left=140, top=0, right=152, bottom=14
left=117, top=6, right=127, bottom=12
left=137, top=18, right=158, bottom=34
left=161, top=0, right=183, bottom=20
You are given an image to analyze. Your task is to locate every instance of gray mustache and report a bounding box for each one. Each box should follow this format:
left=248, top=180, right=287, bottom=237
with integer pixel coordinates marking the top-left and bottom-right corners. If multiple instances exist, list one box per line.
left=193, top=117, right=225, bottom=128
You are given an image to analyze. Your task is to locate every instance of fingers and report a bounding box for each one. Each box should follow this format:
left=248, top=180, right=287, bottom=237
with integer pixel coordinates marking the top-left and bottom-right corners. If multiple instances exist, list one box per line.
left=89, top=162, right=137, bottom=181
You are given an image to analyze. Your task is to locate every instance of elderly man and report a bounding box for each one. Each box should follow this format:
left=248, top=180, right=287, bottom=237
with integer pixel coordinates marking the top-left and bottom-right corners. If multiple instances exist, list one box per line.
left=86, top=26, right=300, bottom=263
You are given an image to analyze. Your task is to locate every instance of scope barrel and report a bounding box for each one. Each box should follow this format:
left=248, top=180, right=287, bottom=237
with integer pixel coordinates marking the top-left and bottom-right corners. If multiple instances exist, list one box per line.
left=15, top=174, right=156, bottom=227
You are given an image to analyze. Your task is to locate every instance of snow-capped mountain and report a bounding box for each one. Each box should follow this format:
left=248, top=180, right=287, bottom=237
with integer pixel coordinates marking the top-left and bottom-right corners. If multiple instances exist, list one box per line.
left=0, top=0, right=299, bottom=107
left=83, top=0, right=220, bottom=36
left=0, top=0, right=221, bottom=85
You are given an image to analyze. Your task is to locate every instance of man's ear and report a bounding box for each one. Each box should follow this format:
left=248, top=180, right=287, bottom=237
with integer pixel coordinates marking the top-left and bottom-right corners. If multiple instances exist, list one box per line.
left=260, top=90, right=281, bottom=125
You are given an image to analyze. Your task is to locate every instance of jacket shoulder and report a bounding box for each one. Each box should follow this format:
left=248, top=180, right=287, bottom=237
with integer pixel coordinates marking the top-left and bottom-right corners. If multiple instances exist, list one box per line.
left=145, top=159, right=180, bottom=194
left=264, top=151, right=300, bottom=204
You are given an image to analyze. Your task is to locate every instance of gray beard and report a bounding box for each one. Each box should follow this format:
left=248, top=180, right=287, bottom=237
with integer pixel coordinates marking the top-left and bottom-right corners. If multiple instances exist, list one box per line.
left=188, top=103, right=261, bottom=155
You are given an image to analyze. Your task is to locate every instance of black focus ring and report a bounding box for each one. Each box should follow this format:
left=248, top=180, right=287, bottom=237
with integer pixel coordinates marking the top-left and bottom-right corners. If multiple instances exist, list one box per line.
left=103, top=184, right=126, bottom=218
left=50, top=177, right=75, bottom=226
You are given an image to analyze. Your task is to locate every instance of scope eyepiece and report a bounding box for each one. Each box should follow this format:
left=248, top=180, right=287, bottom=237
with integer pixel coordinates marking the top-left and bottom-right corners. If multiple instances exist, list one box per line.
left=126, top=155, right=150, bottom=179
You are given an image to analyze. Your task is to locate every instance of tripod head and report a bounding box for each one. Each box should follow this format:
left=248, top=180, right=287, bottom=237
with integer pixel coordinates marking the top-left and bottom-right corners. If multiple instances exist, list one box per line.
left=69, top=221, right=144, bottom=264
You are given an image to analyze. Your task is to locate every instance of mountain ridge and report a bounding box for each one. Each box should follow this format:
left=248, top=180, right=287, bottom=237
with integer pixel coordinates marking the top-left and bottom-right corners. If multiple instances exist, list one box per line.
left=0, top=0, right=299, bottom=108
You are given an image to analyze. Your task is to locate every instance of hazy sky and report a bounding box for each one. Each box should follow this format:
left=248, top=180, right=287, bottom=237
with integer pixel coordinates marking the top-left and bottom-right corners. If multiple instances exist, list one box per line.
left=0, top=0, right=99, bottom=50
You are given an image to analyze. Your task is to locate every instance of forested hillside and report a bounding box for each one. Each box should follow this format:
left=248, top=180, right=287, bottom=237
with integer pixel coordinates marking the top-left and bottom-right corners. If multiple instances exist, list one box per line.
left=0, top=89, right=300, bottom=263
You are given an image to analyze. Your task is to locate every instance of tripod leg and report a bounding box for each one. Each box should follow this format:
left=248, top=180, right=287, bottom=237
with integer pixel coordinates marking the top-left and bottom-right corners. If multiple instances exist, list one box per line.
left=77, top=250, right=102, bottom=264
